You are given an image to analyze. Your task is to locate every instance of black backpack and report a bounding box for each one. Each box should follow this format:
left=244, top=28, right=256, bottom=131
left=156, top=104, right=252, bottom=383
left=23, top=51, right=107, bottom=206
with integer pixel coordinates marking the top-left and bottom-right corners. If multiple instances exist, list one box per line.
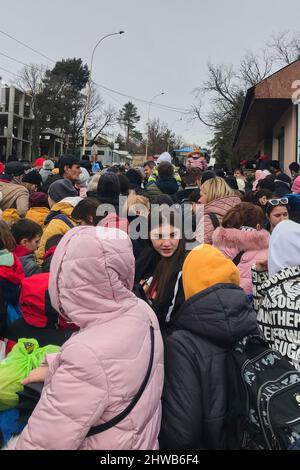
left=226, top=333, right=300, bottom=450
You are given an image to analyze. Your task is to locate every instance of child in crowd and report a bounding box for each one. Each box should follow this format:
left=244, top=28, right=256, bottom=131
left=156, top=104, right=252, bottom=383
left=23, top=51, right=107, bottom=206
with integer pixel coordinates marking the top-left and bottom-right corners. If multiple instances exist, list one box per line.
left=0, top=221, right=25, bottom=326
left=11, top=220, right=42, bottom=277
left=26, top=192, right=50, bottom=228
left=71, top=198, right=100, bottom=226
left=4, top=234, right=76, bottom=349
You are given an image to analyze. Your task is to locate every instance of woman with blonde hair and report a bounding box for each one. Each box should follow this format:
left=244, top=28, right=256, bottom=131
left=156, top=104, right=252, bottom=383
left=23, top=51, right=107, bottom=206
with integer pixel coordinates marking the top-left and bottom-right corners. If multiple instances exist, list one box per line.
left=126, top=193, right=150, bottom=218
left=196, top=177, right=241, bottom=244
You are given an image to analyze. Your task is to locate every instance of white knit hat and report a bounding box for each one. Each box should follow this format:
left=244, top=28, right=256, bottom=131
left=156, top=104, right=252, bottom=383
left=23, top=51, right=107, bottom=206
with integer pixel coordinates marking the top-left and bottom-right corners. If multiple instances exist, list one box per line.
left=43, top=160, right=55, bottom=171
left=157, top=152, right=172, bottom=165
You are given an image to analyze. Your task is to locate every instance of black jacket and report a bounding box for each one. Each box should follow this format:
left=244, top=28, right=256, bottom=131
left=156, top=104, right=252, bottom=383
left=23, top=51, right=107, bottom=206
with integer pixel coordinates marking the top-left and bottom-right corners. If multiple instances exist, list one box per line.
left=159, top=284, right=257, bottom=450
left=41, top=173, right=62, bottom=193
left=274, top=181, right=291, bottom=197
left=156, top=176, right=178, bottom=195
left=176, top=186, right=199, bottom=203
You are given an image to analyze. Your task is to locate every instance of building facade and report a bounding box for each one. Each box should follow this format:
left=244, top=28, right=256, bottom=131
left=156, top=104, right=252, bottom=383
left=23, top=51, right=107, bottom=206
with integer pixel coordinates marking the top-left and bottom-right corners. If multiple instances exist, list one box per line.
left=40, top=128, right=64, bottom=159
left=234, top=59, right=300, bottom=172
left=0, top=85, right=34, bottom=161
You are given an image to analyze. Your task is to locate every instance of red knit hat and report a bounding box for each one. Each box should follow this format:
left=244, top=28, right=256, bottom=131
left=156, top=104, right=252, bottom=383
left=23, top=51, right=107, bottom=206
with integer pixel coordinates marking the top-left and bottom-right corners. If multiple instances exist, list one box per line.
left=34, top=157, right=45, bottom=168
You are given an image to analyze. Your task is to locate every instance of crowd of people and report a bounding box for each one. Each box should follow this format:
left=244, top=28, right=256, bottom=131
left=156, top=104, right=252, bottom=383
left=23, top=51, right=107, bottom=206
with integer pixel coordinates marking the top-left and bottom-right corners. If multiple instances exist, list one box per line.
left=0, top=150, right=300, bottom=450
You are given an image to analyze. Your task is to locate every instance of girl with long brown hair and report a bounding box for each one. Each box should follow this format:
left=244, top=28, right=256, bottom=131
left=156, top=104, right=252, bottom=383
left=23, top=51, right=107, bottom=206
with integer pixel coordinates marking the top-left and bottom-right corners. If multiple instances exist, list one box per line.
left=135, top=207, right=186, bottom=328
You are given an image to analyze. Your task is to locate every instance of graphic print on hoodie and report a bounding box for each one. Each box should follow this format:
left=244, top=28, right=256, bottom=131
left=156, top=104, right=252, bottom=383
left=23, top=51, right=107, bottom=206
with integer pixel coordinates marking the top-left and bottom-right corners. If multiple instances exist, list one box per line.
left=252, top=220, right=300, bottom=370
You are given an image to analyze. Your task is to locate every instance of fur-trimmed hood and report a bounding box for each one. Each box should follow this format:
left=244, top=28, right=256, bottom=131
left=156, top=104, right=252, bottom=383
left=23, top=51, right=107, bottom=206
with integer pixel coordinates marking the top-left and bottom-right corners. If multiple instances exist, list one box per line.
left=212, top=227, right=270, bottom=252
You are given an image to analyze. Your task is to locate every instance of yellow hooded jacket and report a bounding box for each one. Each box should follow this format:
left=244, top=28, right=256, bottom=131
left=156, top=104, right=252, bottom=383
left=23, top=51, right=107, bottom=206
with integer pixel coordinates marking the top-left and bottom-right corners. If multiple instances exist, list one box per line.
left=26, top=207, right=50, bottom=228
left=36, top=202, right=76, bottom=264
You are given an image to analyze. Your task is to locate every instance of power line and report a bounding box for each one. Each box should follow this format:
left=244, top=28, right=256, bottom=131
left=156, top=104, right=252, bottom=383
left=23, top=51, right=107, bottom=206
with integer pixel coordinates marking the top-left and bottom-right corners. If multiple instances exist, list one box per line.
left=93, top=81, right=190, bottom=114
left=0, top=65, right=22, bottom=79
left=100, top=88, right=125, bottom=107
left=0, top=32, right=189, bottom=114
left=0, top=29, right=191, bottom=115
left=0, top=29, right=55, bottom=63
left=0, top=51, right=28, bottom=67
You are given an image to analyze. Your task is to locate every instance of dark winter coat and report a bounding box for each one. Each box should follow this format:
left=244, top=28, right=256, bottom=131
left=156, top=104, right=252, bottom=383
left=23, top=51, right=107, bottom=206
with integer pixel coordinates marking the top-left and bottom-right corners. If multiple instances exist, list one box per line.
left=14, top=246, right=41, bottom=278
left=146, top=177, right=178, bottom=202
left=96, top=194, right=120, bottom=215
left=159, top=283, right=257, bottom=450
left=274, top=181, right=291, bottom=198
left=176, top=186, right=199, bottom=203
left=156, top=176, right=178, bottom=195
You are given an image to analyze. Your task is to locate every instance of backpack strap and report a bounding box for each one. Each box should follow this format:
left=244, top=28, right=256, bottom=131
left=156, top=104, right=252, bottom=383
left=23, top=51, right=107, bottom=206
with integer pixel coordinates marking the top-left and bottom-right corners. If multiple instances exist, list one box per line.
left=232, top=251, right=245, bottom=266
left=86, top=325, right=155, bottom=437
left=208, top=213, right=220, bottom=229
left=52, top=214, right=74, bottom=229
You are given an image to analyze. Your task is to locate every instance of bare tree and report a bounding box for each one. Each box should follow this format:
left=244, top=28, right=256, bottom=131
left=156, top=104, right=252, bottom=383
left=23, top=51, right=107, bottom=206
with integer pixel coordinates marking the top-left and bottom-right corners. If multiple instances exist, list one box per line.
left=202, top=63, right=239, bottom=105
left=145, top=118, right=181, bottom=155
left=17, top=66, right=116, bottom=153
left=16, top=64, right=46, bottom=99
left=268, top=31, right=300, bottom=65
left=16, top=64, right=46, bottom=157
left=192, top=63, right=243, bottom=129
left=190, top=101, right=217, bottom=129
left=70, top=84, right=103, bottom=149
left=239, top=49, right=273, bottom=87
left=88, top=105, right=117, bottom=146
left=191, top=31, right=300, bottom=166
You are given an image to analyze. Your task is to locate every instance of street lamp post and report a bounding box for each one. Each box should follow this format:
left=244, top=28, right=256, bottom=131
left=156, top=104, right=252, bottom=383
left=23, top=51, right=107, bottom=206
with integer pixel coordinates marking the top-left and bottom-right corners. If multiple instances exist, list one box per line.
left=145, top=92, right=165, bottom=159
left=82, top=31, right=125, bottom=157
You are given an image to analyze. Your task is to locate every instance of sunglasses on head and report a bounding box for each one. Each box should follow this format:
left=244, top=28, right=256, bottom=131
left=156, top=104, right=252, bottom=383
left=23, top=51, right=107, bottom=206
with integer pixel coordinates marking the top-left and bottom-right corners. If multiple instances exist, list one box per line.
left=268, top=198, right=289, bottom=206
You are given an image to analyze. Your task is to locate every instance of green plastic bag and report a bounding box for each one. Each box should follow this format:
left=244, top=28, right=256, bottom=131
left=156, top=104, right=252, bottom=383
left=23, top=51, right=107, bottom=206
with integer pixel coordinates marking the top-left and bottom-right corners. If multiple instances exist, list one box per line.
left=0, top=338, right=59, bottom=411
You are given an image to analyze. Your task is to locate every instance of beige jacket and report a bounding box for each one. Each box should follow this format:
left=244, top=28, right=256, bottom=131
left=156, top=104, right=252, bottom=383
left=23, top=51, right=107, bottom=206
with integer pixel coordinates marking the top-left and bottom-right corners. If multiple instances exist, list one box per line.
left=0, top=180, right=29, bottom=217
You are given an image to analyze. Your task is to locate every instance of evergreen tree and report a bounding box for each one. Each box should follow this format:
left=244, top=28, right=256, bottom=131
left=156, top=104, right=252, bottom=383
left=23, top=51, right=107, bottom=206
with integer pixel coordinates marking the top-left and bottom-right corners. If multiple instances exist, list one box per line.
left=118, top=102, right=140, bottom=147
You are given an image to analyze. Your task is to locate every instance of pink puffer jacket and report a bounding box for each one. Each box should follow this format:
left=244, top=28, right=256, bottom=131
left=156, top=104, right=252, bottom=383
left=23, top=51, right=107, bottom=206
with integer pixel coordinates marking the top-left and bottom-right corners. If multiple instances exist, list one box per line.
left=212, top=227, right=269, bottom=294
left=196, top=195, right=241, bottom=245
left=13, top=226, right=164, bottom=450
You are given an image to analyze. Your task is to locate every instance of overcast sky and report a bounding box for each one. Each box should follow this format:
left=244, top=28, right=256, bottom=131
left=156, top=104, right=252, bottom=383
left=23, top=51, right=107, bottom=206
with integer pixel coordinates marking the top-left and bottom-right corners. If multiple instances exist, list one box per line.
left=1, top=0, right=300, bottom=147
